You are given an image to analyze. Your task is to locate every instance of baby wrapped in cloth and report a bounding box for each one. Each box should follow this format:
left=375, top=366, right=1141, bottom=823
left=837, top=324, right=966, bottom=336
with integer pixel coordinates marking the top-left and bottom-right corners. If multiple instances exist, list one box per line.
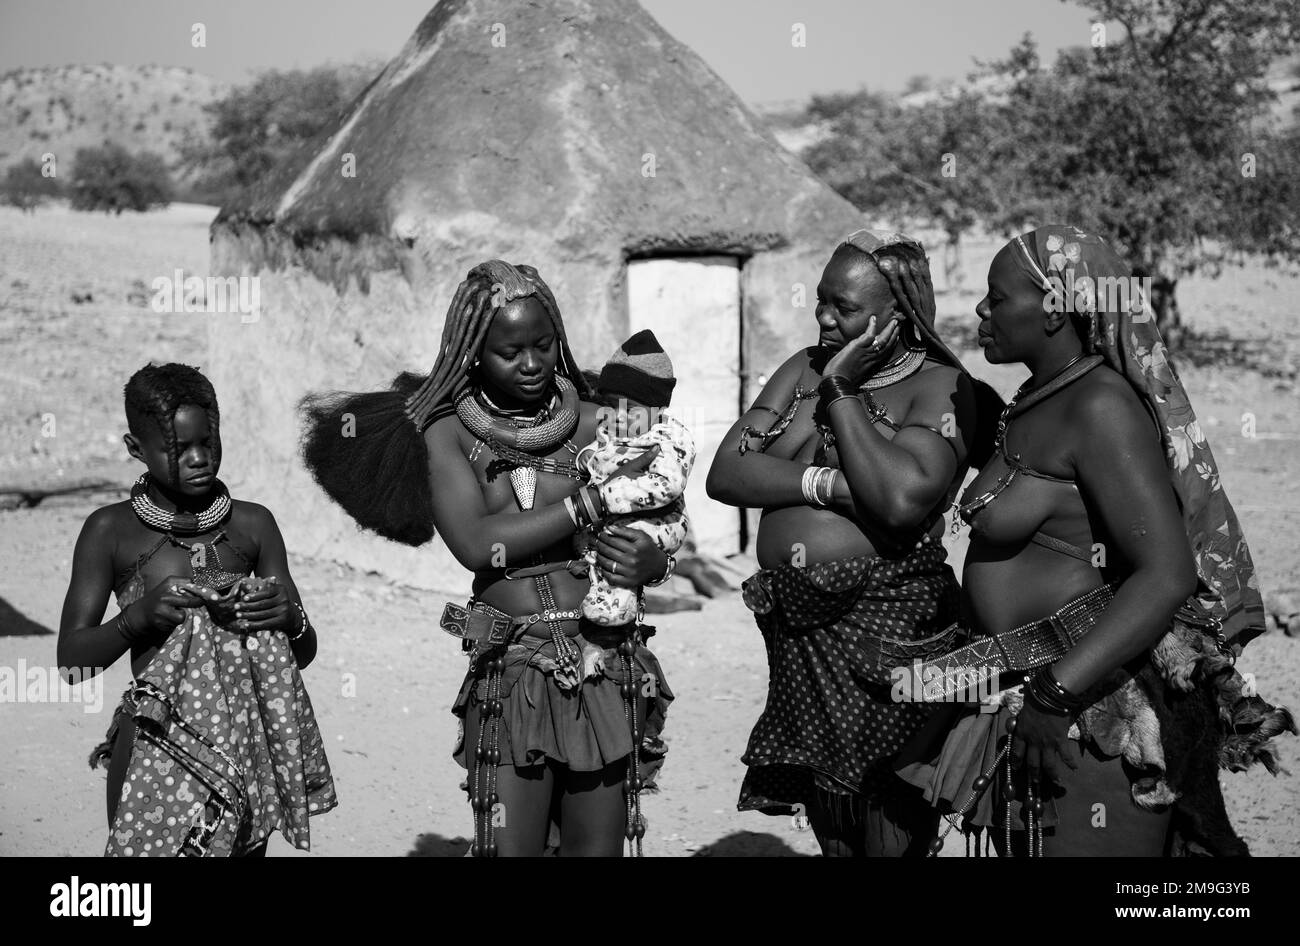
left=576, top=330, right=696, bottom=625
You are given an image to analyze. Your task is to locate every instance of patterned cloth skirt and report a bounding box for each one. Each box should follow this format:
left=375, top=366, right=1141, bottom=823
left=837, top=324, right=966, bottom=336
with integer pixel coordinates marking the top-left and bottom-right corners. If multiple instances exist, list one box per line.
left=737, top=540, right=962, bottom=812
left=451, top=620, right=673, bottom=787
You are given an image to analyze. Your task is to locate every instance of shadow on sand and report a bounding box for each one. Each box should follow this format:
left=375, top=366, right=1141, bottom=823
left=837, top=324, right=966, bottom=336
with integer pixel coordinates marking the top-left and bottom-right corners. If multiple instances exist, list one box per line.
left=0, top=596, right=54, bottom=636
left=407, top=833, right=472, bottom=857
left=690, top=830, right=812, bottom=857
left=406, top=829, right=811, bottom=857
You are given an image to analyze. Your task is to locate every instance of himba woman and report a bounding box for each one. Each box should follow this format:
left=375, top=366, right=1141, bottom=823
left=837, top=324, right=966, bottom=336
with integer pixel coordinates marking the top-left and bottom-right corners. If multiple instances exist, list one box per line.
left=301, top=260, right=674, bottom=857
left=706, top=230, right=1000, bottom=856
left=897, top=225, right=1295, bottom=856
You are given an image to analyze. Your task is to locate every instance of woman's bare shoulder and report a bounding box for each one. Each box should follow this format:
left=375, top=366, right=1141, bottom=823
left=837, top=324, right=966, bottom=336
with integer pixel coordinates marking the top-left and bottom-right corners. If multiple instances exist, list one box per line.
left=424, top=414, right=475, bottom=461
left=754, top=347, right=820, bottom=409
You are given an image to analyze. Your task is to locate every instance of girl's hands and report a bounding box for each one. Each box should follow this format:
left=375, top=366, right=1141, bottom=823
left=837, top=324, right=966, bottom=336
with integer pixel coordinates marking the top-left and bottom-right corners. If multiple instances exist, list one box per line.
left=232, top=577, right=293, bottom=634
left=130, top=576, right=207, bottom=638
left=823, top=315, right=904, bottom=387
left=593, top=524, right=667, bottom=589
left=1008, top=704, right=1077, bottom=790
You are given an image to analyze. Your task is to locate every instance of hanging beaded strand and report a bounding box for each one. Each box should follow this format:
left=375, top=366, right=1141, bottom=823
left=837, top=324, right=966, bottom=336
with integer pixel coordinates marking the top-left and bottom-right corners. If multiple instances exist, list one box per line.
left=619, top=593, right=648, bottom=856
left=470, top=651, right=505, bottom=857
left=950, top=354, right=1102, bottom=537
left=928, top=741, right=1009, bottom=857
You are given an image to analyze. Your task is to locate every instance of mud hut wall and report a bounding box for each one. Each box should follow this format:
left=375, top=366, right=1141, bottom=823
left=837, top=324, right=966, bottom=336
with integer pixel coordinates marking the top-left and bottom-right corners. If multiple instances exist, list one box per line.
left=741, top=245, right=838, bottom=392
left=208, top=231, right=477, bottom=592
left=207, top=232, right=635, bottom=588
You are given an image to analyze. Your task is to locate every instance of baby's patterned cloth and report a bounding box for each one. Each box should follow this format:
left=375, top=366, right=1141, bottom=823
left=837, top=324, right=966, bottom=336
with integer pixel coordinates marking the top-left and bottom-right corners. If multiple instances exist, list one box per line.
left=577, top=412, right=696, bottom=625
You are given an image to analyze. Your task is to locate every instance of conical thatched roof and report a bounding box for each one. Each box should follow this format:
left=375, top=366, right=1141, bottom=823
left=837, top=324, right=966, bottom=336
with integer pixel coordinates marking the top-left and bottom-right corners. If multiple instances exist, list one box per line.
left=217, top=0, right=857, bottom=279
left=209, top=0, right=864, bottom=589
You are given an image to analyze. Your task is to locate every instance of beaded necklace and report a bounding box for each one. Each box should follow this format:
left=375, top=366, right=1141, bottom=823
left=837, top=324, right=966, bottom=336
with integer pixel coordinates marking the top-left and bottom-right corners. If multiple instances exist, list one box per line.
left=455, top=375, right=579, bottom=451
left=739, top=345, right=926, bottom=456
left=860, top=345, right=926, bottom=390
left=951, top=354, right=1103, bottom=534
left=130, top=473, right=231, bottom=535
left=458, top=375, right=585, bottom=508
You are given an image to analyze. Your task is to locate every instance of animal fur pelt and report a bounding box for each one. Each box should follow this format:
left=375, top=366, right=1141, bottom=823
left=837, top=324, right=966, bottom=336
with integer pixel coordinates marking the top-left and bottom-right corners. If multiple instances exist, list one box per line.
left=1071, top=618, right=1297, bottom=856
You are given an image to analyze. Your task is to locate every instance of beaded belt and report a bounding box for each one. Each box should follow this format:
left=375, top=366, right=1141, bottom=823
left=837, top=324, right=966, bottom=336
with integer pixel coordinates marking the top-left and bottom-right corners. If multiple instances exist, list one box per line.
left=440, top=600, right=583, bottom=648
left=913, top=581, right=1119, bottom=701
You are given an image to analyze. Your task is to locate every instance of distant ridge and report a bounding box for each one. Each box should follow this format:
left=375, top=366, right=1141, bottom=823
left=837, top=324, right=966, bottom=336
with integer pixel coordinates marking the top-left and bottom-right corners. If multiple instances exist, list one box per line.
left=0, top=64, right=228, bottom=183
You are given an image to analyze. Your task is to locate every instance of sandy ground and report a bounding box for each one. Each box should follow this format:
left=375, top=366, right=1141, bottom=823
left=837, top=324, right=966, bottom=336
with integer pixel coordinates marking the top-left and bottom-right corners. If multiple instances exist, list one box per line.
left=1, top=204, right=1297, bottom=856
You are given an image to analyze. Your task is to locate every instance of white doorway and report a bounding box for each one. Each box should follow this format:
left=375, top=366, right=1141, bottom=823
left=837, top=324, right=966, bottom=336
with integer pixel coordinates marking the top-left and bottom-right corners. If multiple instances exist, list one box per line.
left=626, top=256, right=741, bottom=555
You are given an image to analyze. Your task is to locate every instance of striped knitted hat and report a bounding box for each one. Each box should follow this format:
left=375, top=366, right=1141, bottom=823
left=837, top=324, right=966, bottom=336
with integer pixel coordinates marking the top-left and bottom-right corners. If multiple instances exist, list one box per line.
left=596, top=329, right=676, bottom=407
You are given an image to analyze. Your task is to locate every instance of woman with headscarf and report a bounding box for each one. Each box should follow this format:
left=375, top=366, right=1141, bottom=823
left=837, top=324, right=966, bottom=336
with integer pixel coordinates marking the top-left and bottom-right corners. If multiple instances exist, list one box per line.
left=897, top=225, right=1294, bottom=856
left=707, top=230, right=1001, bottom=856
left=299, top=260, right=674, bottom=856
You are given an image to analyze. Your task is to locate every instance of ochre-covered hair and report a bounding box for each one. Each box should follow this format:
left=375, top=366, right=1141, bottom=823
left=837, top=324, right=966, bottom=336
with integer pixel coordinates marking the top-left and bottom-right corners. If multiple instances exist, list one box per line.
left=124, top=363, right=221, bottom=484
left=300, top=260, right=592, bottom=546
left=403, top=260, right=590, bottom=431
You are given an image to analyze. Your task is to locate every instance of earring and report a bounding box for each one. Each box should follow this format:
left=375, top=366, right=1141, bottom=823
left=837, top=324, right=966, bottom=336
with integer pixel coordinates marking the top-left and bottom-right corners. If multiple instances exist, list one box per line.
left=905, top=322, right=927, bottom=351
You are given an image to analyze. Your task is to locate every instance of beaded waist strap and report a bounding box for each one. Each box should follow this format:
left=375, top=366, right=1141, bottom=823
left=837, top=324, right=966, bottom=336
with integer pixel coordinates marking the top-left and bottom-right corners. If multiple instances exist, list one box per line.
left=913, top=581, right=1119, bottom=701
left=440, top=600, right=583, bottom=648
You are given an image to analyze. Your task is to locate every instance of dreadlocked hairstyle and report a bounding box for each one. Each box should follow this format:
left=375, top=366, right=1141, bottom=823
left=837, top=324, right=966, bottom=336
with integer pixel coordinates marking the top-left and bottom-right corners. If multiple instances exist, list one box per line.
left=300, top=260, right=594, bottom=547
left=124, top=363, right=221, bottom=485
left=839, top=237, right=1004, bottom=470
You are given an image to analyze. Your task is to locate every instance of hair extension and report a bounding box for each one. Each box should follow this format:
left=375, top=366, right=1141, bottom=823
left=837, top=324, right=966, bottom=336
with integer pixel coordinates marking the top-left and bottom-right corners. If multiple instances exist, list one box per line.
left=299, top=261, right=592, bottom=547
left=123, top=363, right=221, bottom=485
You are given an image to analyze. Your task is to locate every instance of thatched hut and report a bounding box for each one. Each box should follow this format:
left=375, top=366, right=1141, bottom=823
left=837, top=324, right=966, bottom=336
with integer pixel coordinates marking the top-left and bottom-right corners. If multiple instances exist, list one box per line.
left=210, top=0, right=862, bottom=590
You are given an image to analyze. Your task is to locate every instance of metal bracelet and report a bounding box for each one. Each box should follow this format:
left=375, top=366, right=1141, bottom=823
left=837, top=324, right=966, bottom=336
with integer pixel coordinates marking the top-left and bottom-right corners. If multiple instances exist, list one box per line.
left=646, top=552, right=676, bottom=587
left=115, top=607, right=147, bottom=645
left=288, top=601, right=310, bottom=642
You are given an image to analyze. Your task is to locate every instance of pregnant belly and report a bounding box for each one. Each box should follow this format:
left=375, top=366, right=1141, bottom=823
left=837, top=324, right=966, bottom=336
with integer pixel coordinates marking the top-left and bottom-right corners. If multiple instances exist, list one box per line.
left=755, top=505, right=878, bottom=569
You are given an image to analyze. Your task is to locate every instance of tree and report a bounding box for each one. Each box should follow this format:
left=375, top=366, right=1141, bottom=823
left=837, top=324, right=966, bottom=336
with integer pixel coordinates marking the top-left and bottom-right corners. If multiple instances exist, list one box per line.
left=800, top=1, right=1300, bottom=341
left=180, top=63, right=382, bottom=207
left=2, top=157, right=62, bottom=213
left=69, top=143, right=173, bottom=214
left=804, top=88, right=1010, bottom=288
left=979, top=1, right=1300, bottom=342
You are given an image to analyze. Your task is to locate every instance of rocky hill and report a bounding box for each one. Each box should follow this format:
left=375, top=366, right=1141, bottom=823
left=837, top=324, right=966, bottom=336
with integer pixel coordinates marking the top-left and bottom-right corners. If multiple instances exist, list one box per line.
left=0, top=64, right=228, bottom=184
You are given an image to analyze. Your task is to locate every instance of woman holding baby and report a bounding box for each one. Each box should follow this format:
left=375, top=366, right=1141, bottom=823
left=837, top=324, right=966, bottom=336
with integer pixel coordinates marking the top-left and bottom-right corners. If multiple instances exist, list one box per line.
left=300, top=261, right=691, bottom=857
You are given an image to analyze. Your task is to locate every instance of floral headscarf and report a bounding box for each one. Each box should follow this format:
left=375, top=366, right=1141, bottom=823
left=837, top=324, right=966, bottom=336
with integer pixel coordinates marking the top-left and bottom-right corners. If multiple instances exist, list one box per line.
left=1011, top=225, right=1265, bottom=648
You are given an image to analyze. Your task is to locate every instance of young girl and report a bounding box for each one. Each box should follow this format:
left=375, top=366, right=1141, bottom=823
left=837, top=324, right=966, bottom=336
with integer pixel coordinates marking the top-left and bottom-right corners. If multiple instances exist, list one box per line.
left=59, top=363, right=336, bottom=857
left=301, top=260, right=673, bottom=857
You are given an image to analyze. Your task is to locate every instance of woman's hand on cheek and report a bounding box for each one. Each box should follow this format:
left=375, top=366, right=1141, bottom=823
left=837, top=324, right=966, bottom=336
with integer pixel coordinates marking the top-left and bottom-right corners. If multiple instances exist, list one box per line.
left=823, top=316, right=902, bottom=385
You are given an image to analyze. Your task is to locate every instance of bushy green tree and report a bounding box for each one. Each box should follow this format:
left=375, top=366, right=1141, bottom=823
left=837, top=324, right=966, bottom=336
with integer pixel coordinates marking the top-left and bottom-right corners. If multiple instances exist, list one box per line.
left=2, top=157, right=62, bottom=212
left=803, top=0, right=1300, bottom=342
left=181, top=63, right=382, bottom=206
left=69, top=143, right=173, bottom=214
left=805, top=88, right=1009, bottom=288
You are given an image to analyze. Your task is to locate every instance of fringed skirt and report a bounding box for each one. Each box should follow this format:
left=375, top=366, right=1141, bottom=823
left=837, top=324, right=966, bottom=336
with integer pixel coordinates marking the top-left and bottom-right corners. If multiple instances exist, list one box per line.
left=451, top=621, right=673, bottom=787
left=737, top=540, right=962, bottom=812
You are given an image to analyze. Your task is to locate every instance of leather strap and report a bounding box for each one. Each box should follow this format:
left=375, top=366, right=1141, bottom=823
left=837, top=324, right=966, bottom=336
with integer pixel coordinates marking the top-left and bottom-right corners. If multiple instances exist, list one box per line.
left=439, top=601, right=582, bottom=648
left=1030, top=531, right=1094, bottom=563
